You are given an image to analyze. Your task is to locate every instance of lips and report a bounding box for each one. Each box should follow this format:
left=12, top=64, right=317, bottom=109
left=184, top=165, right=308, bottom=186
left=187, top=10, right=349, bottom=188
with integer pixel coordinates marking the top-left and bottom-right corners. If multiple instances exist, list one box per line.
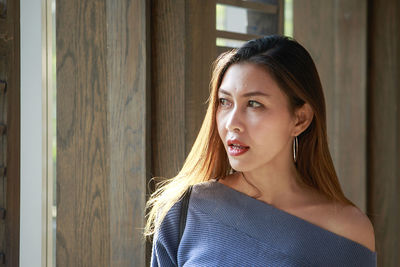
left=227, top=139, right=250, bottom=156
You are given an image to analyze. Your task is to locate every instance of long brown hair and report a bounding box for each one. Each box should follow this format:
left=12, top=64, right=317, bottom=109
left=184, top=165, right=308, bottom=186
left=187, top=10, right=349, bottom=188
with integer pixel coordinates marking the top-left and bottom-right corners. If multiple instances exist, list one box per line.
left=144, top=35, right=354, bottom=237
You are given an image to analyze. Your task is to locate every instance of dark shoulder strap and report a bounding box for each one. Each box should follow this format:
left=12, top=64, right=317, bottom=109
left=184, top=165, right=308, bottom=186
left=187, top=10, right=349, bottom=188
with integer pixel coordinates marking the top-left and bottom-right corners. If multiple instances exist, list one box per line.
left=179, top=185, right=193, bottom=242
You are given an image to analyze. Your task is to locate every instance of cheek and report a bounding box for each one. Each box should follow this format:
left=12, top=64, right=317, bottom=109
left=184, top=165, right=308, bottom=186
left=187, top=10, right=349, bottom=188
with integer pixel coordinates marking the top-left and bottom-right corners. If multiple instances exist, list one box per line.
left=248, top=113, right=293, bottom=146
left=216, top=111, right=226, bottom=138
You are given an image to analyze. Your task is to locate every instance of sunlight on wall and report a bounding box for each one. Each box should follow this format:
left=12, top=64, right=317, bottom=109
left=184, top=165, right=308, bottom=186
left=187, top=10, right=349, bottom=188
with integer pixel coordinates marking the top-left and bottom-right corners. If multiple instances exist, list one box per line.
left=284, top=0, right=293, bottom=37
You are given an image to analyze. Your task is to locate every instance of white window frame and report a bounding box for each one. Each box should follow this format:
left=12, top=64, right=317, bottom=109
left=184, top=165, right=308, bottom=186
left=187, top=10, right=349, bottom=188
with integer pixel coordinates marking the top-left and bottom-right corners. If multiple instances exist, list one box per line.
left=20, top=0, right=55, bottom=266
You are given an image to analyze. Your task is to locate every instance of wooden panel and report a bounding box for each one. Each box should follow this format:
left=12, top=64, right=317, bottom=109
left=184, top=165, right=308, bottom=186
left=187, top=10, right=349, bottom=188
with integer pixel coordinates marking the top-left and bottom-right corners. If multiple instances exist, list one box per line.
left=149, top=1, right=188, bottom=263
left=106, top=0, right=148, bottom=265
left=368, top=0, right=400, bottom=264
left=151, top=0, right=186, bottom=178
left=151, top=0, right=284, bottom=176
left=57, top=0, right=110, bottom=265
left=149, top=1, right=216, bottom=262
left=57, top=0, right=148, bottom=266
left=185, top=0, right=217, bottom=154
left=293, top=0, right=367, bottom=211
left=278, top=0, right=283, bottom=34
left=0, top=46, right=6, bottom=267
left=333, top=0, right=367, bottom=210
left=0, top=0, right=20, bottom=265
left=216, top=30, right=262, bottom=41
left=217, top=46, right=235, bottom=55
left=293, top=1, right=335, bottom=171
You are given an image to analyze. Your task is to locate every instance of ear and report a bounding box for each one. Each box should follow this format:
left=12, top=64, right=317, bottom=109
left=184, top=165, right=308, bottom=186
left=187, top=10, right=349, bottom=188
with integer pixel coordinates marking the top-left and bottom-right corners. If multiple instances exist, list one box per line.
left=292, top=103, right=314, bottom=136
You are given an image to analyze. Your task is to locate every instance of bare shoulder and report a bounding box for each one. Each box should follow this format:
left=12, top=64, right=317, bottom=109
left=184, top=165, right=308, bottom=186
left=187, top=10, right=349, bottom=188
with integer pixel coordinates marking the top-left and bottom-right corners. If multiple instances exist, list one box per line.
left=326, top=203, right=376, bottom=252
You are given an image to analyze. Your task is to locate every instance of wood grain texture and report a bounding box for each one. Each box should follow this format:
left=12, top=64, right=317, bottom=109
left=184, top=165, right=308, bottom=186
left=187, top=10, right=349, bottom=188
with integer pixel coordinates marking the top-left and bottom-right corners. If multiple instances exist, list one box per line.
left=368, top=0, right=400, bottom=264
left=151, top=0, right=186, bottom=178
left=106, top=0, right=148, bottom=266
left=216, top=30, right=262, bottom=41
left=334, top=0, right=367, bottom=210
left=278, top=0, right=283, bottom=34
left=293, top=0, right=368, bottom=211
left=185, top=0, right=216, bottom=155
left=0, top=0, right=20, bottom=265
left=149, top=1, right=215, bottom=263
left=57, top=0, right=148, bottom=266
left=0, top=37, right=6, bottom=267
left=57, top=0, right=110, bottom=266
left=152, top=0, right=283, bottom=181
left=151, top=0, right=284, bottom=180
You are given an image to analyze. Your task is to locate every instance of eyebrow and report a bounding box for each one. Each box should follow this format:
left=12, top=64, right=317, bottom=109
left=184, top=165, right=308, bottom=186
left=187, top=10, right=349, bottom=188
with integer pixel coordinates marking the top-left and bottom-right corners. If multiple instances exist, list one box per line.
left=218, top=89, right=271, bottom=98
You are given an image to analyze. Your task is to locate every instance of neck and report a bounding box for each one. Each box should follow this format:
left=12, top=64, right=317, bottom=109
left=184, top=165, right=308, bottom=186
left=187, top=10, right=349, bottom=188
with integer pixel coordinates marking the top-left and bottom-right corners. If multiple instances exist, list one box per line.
left=237, top=161, right=307, bottom=207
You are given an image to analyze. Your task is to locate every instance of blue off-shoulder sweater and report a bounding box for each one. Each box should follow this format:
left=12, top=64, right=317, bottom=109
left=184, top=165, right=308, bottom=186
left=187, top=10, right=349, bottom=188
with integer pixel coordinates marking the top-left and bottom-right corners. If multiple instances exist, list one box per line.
left=151, top=180, right=377, bottom=267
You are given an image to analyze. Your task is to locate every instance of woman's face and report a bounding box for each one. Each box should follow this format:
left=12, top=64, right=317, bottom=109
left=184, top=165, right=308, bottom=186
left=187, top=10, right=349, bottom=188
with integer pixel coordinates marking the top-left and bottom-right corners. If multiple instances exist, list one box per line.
left=216, top=63, right=297, bottom=173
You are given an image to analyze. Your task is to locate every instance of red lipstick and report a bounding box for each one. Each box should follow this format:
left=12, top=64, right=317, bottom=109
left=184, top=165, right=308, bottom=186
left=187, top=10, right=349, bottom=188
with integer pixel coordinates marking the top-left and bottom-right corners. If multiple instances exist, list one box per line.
left=227, top=139, right=250, bottom=156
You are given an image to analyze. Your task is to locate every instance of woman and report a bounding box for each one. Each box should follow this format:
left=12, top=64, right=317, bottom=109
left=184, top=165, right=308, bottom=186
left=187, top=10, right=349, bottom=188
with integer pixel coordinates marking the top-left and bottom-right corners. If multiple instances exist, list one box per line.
left=145, top=35, right=376, bottom=266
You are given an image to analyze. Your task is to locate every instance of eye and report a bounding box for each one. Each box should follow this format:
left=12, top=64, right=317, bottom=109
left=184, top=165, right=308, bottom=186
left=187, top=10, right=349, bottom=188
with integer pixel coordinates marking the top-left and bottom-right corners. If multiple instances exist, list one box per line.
left=219, top=98, right=230, bottom=107
left=248, top=100, right=262, bottom=108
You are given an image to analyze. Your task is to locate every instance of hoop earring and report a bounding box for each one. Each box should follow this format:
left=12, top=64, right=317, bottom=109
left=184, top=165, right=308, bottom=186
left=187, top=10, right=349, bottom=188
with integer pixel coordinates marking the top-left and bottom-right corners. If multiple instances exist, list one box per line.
left=293, top=136, right=298, bottom=163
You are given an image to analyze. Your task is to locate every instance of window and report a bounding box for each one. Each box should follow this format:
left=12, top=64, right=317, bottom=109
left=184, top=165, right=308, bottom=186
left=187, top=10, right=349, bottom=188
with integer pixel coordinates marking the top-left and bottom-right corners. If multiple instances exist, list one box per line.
left=216, top=0, right=284, bottom=55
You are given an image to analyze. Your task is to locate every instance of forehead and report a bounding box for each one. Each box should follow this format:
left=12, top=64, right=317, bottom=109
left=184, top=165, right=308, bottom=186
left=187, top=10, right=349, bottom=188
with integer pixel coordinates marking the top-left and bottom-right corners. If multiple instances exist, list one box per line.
left=219, top=63, right=282, bottom=96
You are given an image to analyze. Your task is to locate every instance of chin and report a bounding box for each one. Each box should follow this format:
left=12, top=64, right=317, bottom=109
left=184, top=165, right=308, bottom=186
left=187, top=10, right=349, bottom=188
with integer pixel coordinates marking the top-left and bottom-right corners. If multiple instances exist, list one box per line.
left=228, top=159, right=255, bottom=173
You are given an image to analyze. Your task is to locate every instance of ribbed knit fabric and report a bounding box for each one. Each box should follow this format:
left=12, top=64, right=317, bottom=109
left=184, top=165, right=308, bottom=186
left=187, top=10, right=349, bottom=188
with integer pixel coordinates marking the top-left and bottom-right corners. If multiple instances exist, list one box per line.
left=151, top=180, right=377, bottom=267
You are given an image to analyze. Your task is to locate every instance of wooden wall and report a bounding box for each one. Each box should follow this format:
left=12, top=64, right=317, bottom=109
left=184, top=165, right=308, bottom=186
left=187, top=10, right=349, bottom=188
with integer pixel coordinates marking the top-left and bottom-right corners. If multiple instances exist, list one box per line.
left=55, top=0, right=400, bottom=265
left=151, top=0, right=216, bottom=179
left=56, top=1, right=284, bottom=265
left=151, top=0, right=187, bottom=179
left=149, top=3, right=215, bottom=262
left=151, top=0, right=282, bottom=178
left=0, top=0, right=20, bottom=266
left=368, top=0, right=400, bottom=265
left=294, top=0, right=400, bottom=265
left=293, top=0, right=368, bottom=211
left=56, top=0, right=148, bottom=266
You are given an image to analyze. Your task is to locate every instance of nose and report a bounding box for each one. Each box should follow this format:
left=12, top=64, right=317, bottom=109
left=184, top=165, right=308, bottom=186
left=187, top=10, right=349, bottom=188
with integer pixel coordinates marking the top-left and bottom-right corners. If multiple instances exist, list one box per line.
left=226, top=107, right=244, bottom=133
